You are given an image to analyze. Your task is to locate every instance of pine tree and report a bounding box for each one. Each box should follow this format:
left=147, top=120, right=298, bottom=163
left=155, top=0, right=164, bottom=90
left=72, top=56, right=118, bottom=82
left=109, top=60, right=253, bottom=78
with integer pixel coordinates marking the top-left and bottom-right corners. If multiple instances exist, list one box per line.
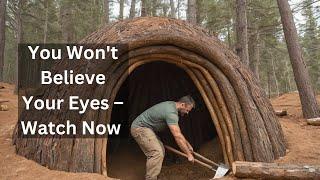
left=277, top=0, right=320, bottom=118
left=235, top=0, right=249, bottom=66
left=301, top=0, right=320, bottom=91
left=0, top=0, right=7, bottom=81
left=187, top=0, right=197, bottom=24
left=129, top=0, right=136, bottom=19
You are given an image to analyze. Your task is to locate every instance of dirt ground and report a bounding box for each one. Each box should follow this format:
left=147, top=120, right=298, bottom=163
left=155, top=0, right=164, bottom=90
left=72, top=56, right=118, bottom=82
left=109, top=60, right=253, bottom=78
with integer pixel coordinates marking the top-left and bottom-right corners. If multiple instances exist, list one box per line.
left=0, top=82, right=319, bottom=180
left=271, top=92, right=320, bottom=165
left=106, top=136, right=224, bottom=180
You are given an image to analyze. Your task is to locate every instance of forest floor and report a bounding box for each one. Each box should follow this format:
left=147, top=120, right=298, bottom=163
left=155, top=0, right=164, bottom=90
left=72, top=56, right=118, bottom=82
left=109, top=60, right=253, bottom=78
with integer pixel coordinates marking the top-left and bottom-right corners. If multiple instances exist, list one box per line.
left=0, top=82, right=319, bottom=180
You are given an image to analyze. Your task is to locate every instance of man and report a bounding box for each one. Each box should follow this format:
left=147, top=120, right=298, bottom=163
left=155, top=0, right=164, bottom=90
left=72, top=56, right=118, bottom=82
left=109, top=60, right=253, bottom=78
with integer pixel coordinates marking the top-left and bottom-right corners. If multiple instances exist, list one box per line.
left=130, top=95, right=195, bottom=180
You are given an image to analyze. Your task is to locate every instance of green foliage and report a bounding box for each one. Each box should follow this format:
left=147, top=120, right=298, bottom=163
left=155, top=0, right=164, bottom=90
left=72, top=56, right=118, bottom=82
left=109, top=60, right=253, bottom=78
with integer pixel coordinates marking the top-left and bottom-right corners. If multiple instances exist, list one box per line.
left=301, top=0, right=320, bottom=91
left=202, top=0, right=235, bottom=44
left=72, top=0, right=105, bottom=40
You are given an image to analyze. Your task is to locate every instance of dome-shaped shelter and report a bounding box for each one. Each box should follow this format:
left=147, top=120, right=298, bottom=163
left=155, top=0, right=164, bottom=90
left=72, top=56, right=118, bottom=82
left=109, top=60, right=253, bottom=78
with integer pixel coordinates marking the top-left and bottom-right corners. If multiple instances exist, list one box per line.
left=13, top=17, right=286, bottom=176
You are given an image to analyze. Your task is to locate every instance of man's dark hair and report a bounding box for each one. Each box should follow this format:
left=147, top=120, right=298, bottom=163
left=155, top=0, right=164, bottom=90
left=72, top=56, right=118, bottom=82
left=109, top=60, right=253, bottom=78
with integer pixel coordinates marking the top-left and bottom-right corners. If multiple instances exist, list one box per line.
left=178, top=95, right=195, bottom=108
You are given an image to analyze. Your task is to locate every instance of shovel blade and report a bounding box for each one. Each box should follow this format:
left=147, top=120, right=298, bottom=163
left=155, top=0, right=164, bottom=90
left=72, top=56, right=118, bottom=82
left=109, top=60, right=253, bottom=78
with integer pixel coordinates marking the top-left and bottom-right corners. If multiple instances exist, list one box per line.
left=213, top=166, right=229, bottom=179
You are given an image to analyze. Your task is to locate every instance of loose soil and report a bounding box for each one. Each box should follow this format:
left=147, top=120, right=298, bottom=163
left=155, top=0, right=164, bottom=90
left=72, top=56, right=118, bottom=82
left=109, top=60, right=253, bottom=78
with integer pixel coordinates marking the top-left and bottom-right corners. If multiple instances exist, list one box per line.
left=0, top=83, right=319, bottom=180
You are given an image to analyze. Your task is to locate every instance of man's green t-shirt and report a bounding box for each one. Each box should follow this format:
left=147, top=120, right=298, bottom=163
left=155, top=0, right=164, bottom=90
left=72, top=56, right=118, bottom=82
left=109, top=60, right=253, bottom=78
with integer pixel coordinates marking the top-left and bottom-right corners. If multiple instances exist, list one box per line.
left=131, top=101, right=179, bottom=132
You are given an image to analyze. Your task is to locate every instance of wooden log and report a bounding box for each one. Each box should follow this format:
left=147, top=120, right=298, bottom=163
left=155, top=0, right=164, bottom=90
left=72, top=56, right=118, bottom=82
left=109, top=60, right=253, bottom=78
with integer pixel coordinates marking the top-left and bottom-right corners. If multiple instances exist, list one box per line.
left=192, top=67, right=243, bottom=161
left=233, top=161, right=320, bottom=179
left=306, top=117, right=320, bottom=126
left=275, top=110, right=287, bottom=117
left=0, top=99, right=9, bottom=104
left=186, top=59, right=250, bottom=161
left=190, top=68, right=236, bottom=163
left=185, top=67, right=233, bottom=165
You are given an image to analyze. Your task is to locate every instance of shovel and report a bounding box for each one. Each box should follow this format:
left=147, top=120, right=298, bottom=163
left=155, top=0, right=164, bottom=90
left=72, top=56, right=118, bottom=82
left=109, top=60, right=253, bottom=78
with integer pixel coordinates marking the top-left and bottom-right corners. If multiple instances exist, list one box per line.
left=164, top=145, right=229, bottom=179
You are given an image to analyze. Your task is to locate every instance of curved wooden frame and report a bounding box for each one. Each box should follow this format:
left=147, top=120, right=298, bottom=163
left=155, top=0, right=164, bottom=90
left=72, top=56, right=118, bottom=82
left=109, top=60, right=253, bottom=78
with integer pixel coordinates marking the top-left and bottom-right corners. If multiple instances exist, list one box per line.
left=97, top=44, right=279, bottom=175
left=13, top=17, right=286, bottom=176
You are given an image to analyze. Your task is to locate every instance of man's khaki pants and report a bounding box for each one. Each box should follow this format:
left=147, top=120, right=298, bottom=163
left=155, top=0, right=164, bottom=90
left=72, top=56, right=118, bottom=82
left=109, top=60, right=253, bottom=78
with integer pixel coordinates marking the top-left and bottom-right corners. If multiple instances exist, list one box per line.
left=131, top=127, right=165, bottom=180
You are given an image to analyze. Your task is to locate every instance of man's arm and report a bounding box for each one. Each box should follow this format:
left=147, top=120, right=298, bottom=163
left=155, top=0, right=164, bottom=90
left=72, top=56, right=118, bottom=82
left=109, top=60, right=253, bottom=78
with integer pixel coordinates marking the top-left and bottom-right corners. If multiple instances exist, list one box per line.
left=186, top=140, right=193, bottom=152
left=168, top=124, right=194, bottom=162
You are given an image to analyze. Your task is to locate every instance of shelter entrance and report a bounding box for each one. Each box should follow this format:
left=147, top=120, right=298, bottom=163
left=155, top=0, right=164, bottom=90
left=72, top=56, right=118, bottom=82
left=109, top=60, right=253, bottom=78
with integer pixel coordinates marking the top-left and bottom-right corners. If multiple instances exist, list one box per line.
left=107, top=61, right=223, bottom=179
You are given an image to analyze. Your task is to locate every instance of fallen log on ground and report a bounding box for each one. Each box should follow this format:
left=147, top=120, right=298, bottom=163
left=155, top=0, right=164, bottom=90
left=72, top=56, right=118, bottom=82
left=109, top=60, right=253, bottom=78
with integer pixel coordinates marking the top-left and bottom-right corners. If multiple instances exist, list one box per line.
left=232, top=161, right=320, bottom=179
left=0, top=100, right=9, bottom=104
left=275, top=110, right=287, bottom=117
left=306, top=118, right=320, bottom=126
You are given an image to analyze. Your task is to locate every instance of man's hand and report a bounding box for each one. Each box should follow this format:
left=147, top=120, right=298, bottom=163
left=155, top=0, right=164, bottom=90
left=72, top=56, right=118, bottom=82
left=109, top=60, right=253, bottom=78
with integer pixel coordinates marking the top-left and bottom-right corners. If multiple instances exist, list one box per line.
left=187, top=154, right=194, bottom=163
left=168, top=124, right=194, bottom=160
left=187, top=143, right=193, bottom=152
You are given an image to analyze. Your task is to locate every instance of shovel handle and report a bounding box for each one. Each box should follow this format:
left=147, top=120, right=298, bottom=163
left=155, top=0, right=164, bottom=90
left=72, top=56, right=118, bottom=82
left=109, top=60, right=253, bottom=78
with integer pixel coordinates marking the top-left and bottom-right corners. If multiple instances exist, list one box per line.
left=164, top=145, right=216, bottom=172
left=192, top=152, right=219, bottom=167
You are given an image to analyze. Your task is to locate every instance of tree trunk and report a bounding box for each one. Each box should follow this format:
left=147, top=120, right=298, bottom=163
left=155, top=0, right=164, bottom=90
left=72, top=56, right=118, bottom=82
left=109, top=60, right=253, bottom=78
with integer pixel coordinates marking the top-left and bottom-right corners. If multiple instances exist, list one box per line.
left=141, top=0, right=147, bottom=17
left=227, top=23, right=232, bottom=48
left=233, top=161, right=320, bottom=179
left=187, top=0, right=197, bottom=24
left=104, top=0, right=109, bottom=23
left=60, top=0, right=74, bottom=42
left=235, top=0, right=249, bottom=66
left=0, top=0, right=6, bottom=81
left=129, top=0, right=136, bottom=19
left=277, top=0, right=320, bottom=118
left=119, top=0, right=124, bottom=20
left=43, top=0, right=49, bottom=44
left=285, top=61, right=292, bottom=92
left=152, top=0, right=157, bottom=16
left=270, top=51, right=280, bottom=97
left=170, top=0, right=175, bottom=18
left=196, top=0, right=203, bottom=24
left=248, top=30, right=260, bottom=82
left=267, top=71, right=271, bottom=98
left=176, top=0, right=181, bottom=19
left=162, top=4, right=168, bottom=17
left=14, top=0, right=23, bottom=93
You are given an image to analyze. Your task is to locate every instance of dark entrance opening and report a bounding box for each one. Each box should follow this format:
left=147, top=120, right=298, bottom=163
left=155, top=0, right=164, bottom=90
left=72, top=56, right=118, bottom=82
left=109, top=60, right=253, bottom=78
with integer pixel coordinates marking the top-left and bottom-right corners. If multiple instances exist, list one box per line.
left=107, top=61, right=223, bottom=179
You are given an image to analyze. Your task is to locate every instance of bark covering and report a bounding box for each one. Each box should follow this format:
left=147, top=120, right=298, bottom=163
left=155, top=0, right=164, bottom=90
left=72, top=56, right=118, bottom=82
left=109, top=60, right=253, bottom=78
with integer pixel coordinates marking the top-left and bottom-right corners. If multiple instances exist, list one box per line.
left=13, top=17, right=286, bottom=175
left=233, top=161, right=320, bottom=179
